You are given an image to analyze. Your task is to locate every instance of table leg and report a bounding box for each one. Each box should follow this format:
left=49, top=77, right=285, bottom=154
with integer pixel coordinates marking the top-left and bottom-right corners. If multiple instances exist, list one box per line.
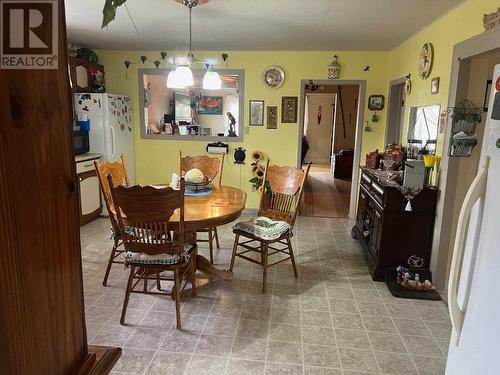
left=186, top=230, right=233, bottom=280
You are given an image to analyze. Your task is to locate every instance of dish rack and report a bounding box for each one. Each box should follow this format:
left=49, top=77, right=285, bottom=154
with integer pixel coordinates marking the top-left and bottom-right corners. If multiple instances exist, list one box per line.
left=447, top=100, right=483, bottom=157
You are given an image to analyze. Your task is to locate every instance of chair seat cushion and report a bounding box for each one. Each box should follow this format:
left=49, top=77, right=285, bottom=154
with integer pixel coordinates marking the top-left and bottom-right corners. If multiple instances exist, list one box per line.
left=125, top=243, right=193, bottom=265
left=233, top=216, right=292, bottom=241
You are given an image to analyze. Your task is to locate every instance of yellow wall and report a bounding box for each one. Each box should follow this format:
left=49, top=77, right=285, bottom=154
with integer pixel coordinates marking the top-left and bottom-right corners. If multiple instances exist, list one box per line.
left=97, top=50, right=390, bottom=208
left=388, top=0, right=500, bottom=157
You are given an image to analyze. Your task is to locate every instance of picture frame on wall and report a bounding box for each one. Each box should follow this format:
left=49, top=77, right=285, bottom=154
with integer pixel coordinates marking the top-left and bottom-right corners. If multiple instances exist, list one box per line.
left=267, top=106, right=278, bottom=129
left=368, top=95, right=385, bottom=111
left=198, top=96, right=223, bottom=115
left=281, top=96, right=298, bottom=123
left=484, top=80, right=492, bottom=111
left=249, top=100, right=264, bottom=126
left=431, top=77, right=440, bottom=95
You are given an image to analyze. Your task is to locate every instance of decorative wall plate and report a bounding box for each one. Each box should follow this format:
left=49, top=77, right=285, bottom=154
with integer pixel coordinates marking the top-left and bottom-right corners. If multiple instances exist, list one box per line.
left=405, top=78, right=412, bottom=95
left=263, top=65, right=285, bottom=89
left=418, top=42, right=434, bottom=79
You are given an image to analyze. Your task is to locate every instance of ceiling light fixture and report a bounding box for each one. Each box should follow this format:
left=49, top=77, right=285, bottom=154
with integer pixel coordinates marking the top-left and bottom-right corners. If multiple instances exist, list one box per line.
left=165, top=0, right=221, bottom=89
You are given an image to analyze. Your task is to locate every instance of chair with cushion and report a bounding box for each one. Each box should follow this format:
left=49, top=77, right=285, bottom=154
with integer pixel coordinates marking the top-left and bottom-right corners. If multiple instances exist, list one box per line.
left=109, top=176, right=196, bottom=329
left=230, top=161, right=311, bottom=293
left=94, top=154, right=129, bottom=286
left=179, top=151, right=224, bottom=264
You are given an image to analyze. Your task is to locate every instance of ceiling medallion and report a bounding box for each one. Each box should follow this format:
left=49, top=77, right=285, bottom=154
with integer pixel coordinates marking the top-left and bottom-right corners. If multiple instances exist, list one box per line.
left=263, top=65, right=285, bottom=89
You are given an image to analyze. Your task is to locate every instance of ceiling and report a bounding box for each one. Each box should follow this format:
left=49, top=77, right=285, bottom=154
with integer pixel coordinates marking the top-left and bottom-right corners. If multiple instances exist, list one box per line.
left=65, top=0, right=464, bottom=51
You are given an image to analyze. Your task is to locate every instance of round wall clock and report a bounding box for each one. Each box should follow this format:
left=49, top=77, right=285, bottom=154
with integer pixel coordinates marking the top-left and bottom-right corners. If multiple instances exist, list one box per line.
left=418, top=42, right=434, bottom=79
left=263, top=65, right=285, bottom=89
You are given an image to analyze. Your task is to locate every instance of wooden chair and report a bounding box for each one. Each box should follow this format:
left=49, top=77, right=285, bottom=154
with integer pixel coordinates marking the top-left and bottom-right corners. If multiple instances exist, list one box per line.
left=179, top=151, right=224, bottom=264
left=94, top=154, right=130, bottom=286
left=109, top=176, right=196, bottom=329
left=230, top=161, right=311, bottom=293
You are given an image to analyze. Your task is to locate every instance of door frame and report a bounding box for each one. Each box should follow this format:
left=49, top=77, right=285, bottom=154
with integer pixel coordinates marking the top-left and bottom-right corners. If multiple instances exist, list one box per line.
left=385, top=77, right=407, bottom=145
left=298, top=79, right=366, bottom=220
left=431, top=28, right=500, bottom=290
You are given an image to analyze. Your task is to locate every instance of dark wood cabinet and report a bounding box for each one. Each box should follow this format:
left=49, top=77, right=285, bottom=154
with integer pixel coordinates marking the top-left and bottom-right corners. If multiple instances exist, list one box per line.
left=352, top=167, right=438, bottom=281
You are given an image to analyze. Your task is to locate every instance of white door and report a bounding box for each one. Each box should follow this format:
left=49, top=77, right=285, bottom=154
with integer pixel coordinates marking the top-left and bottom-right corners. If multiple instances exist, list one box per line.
left=104, top=94, right=135, bottom=183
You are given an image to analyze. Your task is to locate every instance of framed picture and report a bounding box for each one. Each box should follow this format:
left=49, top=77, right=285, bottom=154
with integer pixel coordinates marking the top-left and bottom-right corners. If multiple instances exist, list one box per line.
left=431, top=77, right=440, bottom=95
left=281, top=96, right=298, bottom=123
left=267, top=106, right=278, bottom=129
left=249, top=100, right=264, bottom=126
left=198, top=96, right=223, bottom=115
left=484, top=80, right=492, bottom=111
left=368, top=95, right=385, bottom=111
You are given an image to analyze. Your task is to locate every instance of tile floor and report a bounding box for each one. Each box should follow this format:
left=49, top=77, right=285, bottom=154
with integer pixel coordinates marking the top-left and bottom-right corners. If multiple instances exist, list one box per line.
left=81, top=215, right=451, bottom=375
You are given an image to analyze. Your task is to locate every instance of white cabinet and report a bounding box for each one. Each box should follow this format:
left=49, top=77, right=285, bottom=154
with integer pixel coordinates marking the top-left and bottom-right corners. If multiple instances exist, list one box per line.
left=76, top=154, right=102, bottom=225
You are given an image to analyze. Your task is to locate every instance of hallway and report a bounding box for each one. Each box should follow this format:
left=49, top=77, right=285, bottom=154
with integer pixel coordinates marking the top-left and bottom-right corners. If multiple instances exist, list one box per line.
left=301, top=164, right=351, bottom=218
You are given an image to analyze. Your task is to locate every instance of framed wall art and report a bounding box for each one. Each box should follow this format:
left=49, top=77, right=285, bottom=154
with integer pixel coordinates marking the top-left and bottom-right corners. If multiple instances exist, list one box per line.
left=368, top=95, right=385, bottom=111
left=281, top=96, right=298, bottom=123
left=267, top=106, right=278, bottom=129
left=198, top=96, right=223, bottom=115
left=249, top=100, right=264, bottom=126
left=431, top=77, right=440, bottom=95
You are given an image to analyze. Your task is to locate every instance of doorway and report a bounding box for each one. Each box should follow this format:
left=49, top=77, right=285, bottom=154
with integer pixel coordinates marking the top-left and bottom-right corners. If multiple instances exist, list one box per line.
left=386, top=78, right=406, bottom=145
left=430, top=29, right=500, bottom=291
left=298, top=81, right=365, bottom=219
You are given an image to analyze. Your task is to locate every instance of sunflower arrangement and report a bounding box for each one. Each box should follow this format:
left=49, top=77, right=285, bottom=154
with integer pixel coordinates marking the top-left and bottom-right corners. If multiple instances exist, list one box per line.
left=249, top=150, right=270, bottom=193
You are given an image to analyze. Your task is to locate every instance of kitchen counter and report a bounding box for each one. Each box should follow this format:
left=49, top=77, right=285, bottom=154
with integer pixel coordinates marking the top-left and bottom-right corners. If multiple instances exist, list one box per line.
left=75, top=153, right=103, bottom=163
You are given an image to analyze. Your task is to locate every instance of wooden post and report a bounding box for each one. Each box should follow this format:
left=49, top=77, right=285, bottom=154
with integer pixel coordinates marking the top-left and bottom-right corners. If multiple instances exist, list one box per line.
left=0, top=1, right=119, bottom=373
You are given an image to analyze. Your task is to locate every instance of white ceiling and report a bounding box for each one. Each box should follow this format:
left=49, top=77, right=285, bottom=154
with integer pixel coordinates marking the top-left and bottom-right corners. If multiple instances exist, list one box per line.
left=65, top=0, right=463, bottom=51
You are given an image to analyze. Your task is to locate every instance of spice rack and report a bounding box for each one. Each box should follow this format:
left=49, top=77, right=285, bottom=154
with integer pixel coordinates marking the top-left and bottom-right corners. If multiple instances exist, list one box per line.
left=447, top=100, right=483, bottom=157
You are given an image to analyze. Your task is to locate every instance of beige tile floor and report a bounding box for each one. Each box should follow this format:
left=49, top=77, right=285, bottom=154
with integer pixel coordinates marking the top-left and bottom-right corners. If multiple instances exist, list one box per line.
left=81, top=215, right=451, bottom=375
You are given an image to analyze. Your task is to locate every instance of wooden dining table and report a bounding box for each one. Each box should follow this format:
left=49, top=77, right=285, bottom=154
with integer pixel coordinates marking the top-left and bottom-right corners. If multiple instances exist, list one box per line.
left=154, top=184, right=247, bottom=280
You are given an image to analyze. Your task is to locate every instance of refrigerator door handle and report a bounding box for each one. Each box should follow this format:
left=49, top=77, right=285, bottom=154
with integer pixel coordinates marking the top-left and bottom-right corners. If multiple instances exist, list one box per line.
left=110, top=126, right=116, bottom=158
left=448, top=155, right=489, bottom=346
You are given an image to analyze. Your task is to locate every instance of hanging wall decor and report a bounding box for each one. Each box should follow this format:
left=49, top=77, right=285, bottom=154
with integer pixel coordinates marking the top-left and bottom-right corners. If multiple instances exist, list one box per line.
left=249, top=100, right=264, bottom=126
left=483, top=8, right=500, bottom=31
left=328, top=55, right=341, bottom=79
left=368, top=95, right=385, bottom=111
left=431, top=77, right=440, bottom=95
left=281, top=96, right=298, bottom=123
left=418, top=43, right=434, bottom=79
left=405, top=74, right=412, bottom=95
left=263, top=66, right=285, bottom=89
left=317, top=106, right=322, bottom=125
left=267, top=106, right=278, bottom=129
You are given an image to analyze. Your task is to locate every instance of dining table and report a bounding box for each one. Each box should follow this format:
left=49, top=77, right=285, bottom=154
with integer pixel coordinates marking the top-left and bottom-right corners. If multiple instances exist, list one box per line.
left=154, top=184, right=247, bottom=280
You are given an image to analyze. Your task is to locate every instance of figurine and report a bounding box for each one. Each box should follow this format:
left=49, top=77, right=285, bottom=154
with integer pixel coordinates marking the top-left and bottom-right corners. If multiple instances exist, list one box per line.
left=227, top=112, right=237, bottom=137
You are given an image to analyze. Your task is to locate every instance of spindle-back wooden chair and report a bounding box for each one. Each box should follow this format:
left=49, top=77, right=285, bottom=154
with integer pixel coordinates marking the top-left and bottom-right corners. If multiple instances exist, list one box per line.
left=109, top=177, right=196, bottom=329
left=94, top=154, right=130, bottom=286
left=179, top=151, right=224, bottom=264
left=230, top=161, right=311, bottom=292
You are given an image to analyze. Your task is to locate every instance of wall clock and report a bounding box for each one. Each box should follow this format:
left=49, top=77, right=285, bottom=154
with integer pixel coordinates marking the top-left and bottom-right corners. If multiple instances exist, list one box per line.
left=263, top=65, right=285, bottom=89
left=418, top=42, right=434, bottom=79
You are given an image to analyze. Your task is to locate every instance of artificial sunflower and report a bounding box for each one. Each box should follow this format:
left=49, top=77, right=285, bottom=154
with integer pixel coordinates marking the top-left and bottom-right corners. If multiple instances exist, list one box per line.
left=252, top=165, right=265, bottom=178
left=251, top=150, right=264, bottom=161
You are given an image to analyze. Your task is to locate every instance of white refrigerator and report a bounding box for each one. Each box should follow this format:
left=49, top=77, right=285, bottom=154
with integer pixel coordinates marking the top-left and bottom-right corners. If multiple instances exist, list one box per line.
left=74, top=93, right=135, bottom=183
left=446, top=65, right=500, bottom=374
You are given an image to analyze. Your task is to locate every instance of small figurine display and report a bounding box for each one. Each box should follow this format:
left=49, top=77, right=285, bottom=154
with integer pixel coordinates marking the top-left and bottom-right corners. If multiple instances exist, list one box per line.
left=396, top=266, right=433, bottom=292
left=227, top=112, right=237, bottom=137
